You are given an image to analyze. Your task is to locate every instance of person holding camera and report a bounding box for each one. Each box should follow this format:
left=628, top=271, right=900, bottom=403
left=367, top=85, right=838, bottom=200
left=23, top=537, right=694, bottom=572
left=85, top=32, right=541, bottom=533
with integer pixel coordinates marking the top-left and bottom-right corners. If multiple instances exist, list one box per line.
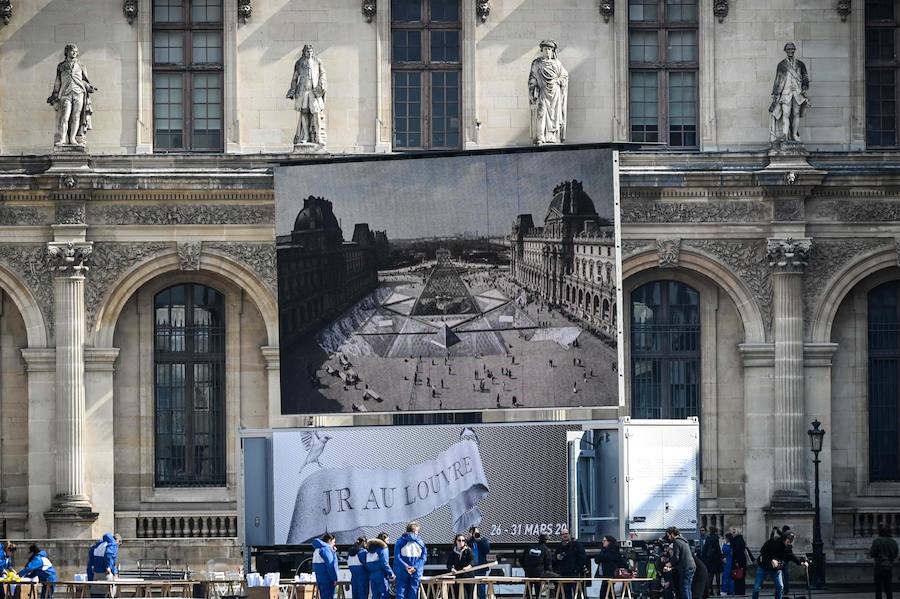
left=468, top=527, right=491, bottom=599
left=751, top=531, right=807, bottom=599
left=664, top=527, right=696, bottom=599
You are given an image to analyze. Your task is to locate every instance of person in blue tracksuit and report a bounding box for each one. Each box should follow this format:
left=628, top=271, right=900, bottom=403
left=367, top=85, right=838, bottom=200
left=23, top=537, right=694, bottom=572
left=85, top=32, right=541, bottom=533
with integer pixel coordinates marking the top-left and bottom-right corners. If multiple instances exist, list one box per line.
left=312, top=533, right=341, bottom=599
left=19, top=544, right=57, bottom=599
left=348, top=536, right=370, bottom=599
left=365, top=533, right=394, bottom=599
left=0, top=542, right=16, bottom=599
left=393, top=522, right=427, bottom=599
left=87, top=533, right=121, bottom=597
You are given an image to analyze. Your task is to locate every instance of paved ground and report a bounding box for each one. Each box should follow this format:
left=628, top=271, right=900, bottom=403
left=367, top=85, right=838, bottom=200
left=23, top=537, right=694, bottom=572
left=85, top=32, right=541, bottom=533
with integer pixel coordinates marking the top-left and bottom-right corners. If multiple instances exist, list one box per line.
left=281, top=265, right=619, bottom=414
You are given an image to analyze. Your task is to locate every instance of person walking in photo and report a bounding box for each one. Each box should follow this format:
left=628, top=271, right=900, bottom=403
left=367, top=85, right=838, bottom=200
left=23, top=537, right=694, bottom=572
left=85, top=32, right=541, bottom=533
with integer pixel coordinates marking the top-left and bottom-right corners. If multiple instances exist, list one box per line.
left=393, top=522, right=427, bottom=599
left=665, top=527, right=696, bottom=599
left=869, top=522, right=898, bottom=599
left=18, top=544, right=57, bottom=599
left=702, top=527, right=723, bottom=597
left=729, top=529, right=752, bottom=596
left=349, top=536, right=370, bottom=599
left=721, top=534, right=734, bottom=596
left=750, top=531, right=807, bottom=599
left=366, top=533, right=394, bottom=599
left=447, top=534, right=475, bottom=599
left=312, top=533, right=340, bottom=599
left=468, top=526, right=491, bottom=599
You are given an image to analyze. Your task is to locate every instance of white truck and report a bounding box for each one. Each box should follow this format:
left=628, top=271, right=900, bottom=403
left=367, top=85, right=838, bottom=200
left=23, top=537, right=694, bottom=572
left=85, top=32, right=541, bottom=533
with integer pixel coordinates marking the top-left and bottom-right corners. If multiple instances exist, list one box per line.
left=239, top=418, right=699, bottom=576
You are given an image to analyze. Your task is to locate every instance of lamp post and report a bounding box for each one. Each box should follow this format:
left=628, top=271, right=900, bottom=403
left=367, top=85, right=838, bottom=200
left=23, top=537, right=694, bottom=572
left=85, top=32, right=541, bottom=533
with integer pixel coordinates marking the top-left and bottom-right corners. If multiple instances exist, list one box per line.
left=808, top=419, right=826, bottom=589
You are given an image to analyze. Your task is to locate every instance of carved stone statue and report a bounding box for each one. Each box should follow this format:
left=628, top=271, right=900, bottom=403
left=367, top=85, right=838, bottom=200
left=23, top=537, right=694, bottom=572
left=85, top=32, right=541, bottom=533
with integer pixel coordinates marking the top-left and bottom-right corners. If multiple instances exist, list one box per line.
left=768, top=42, right=809, bottom=146
left=47, top=44, right=97, bottom=148
left=286, top=44, right=327, bottom=151
left=528, top=40, right=568, bottom=145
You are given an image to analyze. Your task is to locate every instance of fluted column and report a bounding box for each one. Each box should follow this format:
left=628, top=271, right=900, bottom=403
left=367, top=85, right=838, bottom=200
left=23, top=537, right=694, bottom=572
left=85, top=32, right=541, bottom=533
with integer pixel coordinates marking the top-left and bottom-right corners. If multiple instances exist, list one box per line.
left=47, top=240, right=93, bottom=509
left=767, top=237, right=812, bottom=502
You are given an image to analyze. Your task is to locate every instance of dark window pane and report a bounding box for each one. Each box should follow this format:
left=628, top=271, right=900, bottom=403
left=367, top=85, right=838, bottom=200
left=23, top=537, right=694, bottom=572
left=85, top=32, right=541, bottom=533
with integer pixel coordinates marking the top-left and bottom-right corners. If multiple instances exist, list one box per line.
left=431, top=0, right=460, bottom=21
left=192, top=73, right=223, bottom=150
left=392, top=0, right=422, bottom=21
left=669, top=71, right=697, bottom=147
left=868, top=280, right=900, bottom=481
left=393, top=71, right=422, bottom=147
left=666, top=0, right=698, bottom=22
left=667, top=30, right=698, bottom=62
left=192, top=31, right=223, bottom=64
left=154, top=74, right=184, bottom=150
left=431, top=70, right=460, bottom=148
left=191, top=0, right=222, bottom=22
left=630, top=70, right=659, bottom=142
left=629, top=30, right=659, bottom=63
left=154, top=0, right=183, bottom=22
left=392, top=30, right=423, bottom=62
left=154, top=31, right=184, bottom=65
left=431, top=30, right=460, bottom=62
left=867, top=0, right=895, bottom=20
left=629, top=0, right=658, bottom=21
left=866, top=69, right=897, bottom=147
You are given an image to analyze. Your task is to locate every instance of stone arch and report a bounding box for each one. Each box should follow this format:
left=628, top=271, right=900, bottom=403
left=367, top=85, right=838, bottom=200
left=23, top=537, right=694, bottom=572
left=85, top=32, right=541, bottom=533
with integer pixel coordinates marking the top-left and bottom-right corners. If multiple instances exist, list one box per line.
left=623, top=247, right=766, bottom=343
left=0, top=262, right=48, bottom=348
left=92, top=248, right=279, bottom=349
left=810, top=245, right=898, bottom=343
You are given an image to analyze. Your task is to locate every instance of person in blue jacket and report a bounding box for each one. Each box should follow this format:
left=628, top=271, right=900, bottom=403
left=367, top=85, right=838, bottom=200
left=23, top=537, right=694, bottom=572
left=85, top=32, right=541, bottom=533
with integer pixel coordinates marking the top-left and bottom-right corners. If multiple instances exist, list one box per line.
left=0, top=542, right=16, bottom=599
left=393, top=521, right=427, bottom=599
left=18, top=544, right=57, bottom=599
left=87, top=533, right=121, bottom=597
left=365, top=532, right=394, bottom=599
left=348, top=536, right=369, bottom=599
left=312, top=533, right=340, bottom=599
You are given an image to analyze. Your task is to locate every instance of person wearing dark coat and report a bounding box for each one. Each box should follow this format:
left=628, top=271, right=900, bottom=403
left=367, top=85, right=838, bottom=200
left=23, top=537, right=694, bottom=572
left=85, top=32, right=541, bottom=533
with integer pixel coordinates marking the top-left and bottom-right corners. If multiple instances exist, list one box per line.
left=593, top=536, right=626, bottom=599
left=690, top=558, right=709, bottom=599
left=729, top=530, right=753, bottom=596
left=750, top=532, right=807, bottom=599
left=448, top=534, right=476, bottom=599
left=554, top=529, right=588, bottom=599
left=701, top=527, right=723, bottom=597
left=869, top=522, right=899, bottom=599
left=468, top=527, right=491, bottom=599
left=521, top=534, right=556, bottom=599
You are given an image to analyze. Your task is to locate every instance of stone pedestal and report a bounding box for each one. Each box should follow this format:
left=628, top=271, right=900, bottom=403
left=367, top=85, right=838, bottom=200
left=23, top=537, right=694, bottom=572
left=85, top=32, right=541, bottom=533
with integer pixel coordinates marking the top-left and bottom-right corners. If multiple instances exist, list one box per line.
left=44, top=506, right=99, bottom=539
left=48, top=145, right=91, bottom=171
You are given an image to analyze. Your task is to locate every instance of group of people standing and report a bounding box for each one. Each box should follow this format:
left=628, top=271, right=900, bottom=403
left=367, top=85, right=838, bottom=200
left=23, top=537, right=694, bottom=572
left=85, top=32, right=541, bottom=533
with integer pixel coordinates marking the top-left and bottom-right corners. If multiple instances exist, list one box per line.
left=695, top=526, right=754, bottom=597
left=0, top=542, right=57, bottom=599
left=311, top=523, right=491, bottom=599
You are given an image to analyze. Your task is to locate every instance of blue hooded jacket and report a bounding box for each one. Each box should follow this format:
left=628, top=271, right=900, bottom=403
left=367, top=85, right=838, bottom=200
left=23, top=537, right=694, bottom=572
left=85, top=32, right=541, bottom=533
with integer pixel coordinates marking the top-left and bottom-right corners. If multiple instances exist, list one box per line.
left=0, top=545, right=11, bottom=571
left=19, top=551, right=57, bottom=583
left=87, top=533, right=119, bottom=580
left=393, top=533, right=427, bottom=577
left=311, top=538, right=339, bottom=587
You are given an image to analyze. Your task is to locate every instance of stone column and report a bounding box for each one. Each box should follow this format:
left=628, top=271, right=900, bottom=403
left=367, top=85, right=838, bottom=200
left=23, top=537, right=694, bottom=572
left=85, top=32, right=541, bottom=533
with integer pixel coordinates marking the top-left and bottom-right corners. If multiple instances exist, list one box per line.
left=84, top=347, right=121, bottom=534
left=45, top=240, right=98, bottom=537
left=767, top=237, right=812, bottom=504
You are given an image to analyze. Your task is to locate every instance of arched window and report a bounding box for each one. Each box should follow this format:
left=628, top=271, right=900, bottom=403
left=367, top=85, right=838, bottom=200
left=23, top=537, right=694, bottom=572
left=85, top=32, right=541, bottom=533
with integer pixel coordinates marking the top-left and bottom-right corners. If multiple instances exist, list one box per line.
left=630, top=280, right=700, bottom=419
left=154, top=283, right=226, bottom=487
left=868, top=280, right=900, bottom=480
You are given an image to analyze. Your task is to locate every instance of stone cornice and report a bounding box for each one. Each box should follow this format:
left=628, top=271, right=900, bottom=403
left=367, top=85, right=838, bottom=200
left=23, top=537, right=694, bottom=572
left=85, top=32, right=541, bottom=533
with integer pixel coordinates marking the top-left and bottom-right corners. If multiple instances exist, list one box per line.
left=20, top=348, right=56, bottom=372
left=84, top=347, right=121, bottom=371
left=737, top=343, right=776, bottom=367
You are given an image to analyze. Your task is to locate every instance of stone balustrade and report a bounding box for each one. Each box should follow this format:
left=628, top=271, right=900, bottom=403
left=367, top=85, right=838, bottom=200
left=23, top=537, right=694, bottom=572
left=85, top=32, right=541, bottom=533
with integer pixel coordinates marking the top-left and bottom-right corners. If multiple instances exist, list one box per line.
left=133, top=513, right=238, bottom=539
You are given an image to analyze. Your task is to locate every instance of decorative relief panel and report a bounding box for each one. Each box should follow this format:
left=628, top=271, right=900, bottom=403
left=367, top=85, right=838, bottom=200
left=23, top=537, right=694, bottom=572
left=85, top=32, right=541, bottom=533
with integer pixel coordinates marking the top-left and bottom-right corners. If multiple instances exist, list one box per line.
left=55, top=201, right=86, bottom=225
left=89, top=204, right=275, bottom=225
left=808, top=200, right=900, bottom=222
left=773, top=198, right=804, bottom=221
left=621, top=240, right=653, bottom=257
left=0, top=244, right=54, bottom=338
left=0, top=206, right=46, bottom=226
left=204, top=242, right=277, bottom=295
left=84, top=242, right=172, bottom=330
left=657, top=239, right=681, bottom=268
left=621, top=200, right=770, bottom=223
left=177, top=241, right=202, bottom=271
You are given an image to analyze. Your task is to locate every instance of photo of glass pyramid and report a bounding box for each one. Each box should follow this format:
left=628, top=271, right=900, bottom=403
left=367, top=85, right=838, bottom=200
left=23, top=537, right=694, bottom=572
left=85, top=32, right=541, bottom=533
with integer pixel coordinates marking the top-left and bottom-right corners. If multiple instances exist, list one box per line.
left=410, top=249, right=480, bottom=316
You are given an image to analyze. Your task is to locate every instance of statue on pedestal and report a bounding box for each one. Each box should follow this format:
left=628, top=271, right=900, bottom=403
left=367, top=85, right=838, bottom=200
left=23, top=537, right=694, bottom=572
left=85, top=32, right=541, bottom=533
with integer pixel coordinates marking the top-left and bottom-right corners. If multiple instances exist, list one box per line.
left=769, top=42, right=809, bottom=147
left=47, top=44, right=97, bottom=148
left=286, top=44, right=327, bottom=151
left=528, top=40, right=568, bottom=145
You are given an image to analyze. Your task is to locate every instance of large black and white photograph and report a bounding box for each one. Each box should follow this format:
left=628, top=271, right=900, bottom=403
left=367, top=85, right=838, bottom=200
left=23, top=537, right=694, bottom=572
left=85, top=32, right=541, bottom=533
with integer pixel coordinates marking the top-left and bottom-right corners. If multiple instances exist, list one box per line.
left=275, top=147, right=620, bottom=415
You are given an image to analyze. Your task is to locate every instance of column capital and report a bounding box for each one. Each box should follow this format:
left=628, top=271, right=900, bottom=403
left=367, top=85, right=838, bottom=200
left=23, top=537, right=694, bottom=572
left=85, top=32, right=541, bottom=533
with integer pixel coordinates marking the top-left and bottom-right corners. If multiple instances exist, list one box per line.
left=737, top=342, right=775, bottom=367
left=21, top=348, right=56, bottom=372
left=47, top=240, right=93, bottom=275
left=84, top=347, right=121, bottom=372
left=803, top=342, right=839, bottom=367
left=767, top=237, right=812, bottom=272
left=260, top=345, right=280, bottom=371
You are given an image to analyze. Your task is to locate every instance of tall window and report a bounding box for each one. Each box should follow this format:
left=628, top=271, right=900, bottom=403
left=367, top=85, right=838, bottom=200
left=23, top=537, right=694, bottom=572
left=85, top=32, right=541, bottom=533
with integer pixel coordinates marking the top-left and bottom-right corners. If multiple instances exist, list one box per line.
left=867, top=0, right=900, bottom=147
left=154, top=284, right=226, bottom=486
left=628, top=0, right=699, bottom=147
left=631, top=281, right=700, bottom=419
left=153, top=0, right=224, bottom=151
left=391, top=0, right=461, bottom=149
left=868, top=280, right=900, bottom=480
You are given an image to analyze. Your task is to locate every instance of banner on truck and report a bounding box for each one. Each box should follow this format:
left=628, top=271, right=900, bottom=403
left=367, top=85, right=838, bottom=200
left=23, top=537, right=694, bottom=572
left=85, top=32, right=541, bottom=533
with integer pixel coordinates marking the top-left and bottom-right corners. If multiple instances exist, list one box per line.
left=274, top=146, right=622, bottom=415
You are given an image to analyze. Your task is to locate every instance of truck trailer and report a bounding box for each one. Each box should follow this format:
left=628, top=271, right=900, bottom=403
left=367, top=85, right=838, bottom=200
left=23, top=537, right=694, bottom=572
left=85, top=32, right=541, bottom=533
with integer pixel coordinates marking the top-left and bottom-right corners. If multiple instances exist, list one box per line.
left=239, top=418, right=699, bottom=577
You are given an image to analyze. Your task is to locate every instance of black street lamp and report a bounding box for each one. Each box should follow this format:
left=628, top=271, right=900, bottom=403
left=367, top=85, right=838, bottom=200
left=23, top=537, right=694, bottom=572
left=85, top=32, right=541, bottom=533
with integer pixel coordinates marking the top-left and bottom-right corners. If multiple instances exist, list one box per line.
left=807, top=419, right=826, bottom=589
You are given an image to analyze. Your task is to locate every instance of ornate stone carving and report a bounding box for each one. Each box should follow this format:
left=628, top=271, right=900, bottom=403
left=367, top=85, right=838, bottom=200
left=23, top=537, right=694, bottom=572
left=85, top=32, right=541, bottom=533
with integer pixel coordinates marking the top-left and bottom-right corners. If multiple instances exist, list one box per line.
left=0, top=206, right=46, bottom=226
left=177, top=241, right=202, bottom=271
left=687, top=239, right=774, bottom=333
left=84, top=242, right=172, bottom=330
left=769, top=42, right=809, bottom=146
left=802, top=238, right=888, bottom=334
left=767, top=237, right=812, bottom=270
left=528, top=40, right=568, bottom=145
left=61, top=174, right=77, bottom=188
left=657, top=239, right=681, bottom=269
left=123, top=0, right=137, bottom=24
left=0, top=244, right=54, bottom=337
left=55, top=201, right=86, bottom=225
left=713, top=0, right=728, bottom=22
left=47, top=241, right=92, bottom=274
left=476, top=0, right=491, bottom=22
left=784, top=170, right=797, bottom=185
left=773, top=198, right=804, bottom=221
left=814, top=200, right=900, bottom=222
left=621, top=240, right=652, bottom=257
left=48, top=44, right=98, bottom=148
left=238, top=0, right=251, bottom=22
left=286, top=44, right=327, bottom=151
left=205, top=242, right=277, bottom=294
left=621, top=200, right=770, bottom=223
left=0, top=0, right=10, bottom=26
left=362, top=0, right=376, bottom=22
left=837, top=0, right=850, bottom=21
left=89, top=204, right=274, bottom=225
left=600, top=0, right=614, bottom=22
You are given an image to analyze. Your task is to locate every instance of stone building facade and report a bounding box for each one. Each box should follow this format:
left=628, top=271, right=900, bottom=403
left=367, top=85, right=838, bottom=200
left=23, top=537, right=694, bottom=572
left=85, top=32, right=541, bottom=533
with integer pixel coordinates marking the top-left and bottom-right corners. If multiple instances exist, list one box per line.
left=0, top=0, right=896, bottom=583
